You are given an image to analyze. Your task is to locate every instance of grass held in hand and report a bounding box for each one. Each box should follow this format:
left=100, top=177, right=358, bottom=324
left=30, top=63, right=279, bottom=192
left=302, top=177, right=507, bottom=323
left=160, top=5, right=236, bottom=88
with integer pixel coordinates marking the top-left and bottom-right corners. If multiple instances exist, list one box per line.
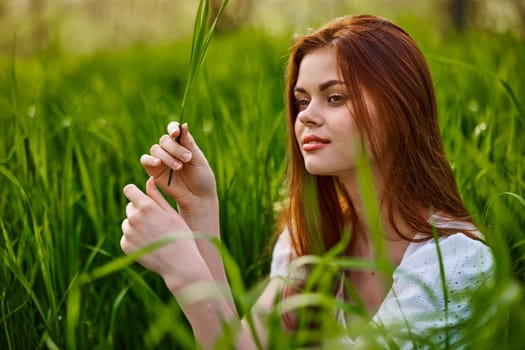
left=167, top=0, right=229, bottom=186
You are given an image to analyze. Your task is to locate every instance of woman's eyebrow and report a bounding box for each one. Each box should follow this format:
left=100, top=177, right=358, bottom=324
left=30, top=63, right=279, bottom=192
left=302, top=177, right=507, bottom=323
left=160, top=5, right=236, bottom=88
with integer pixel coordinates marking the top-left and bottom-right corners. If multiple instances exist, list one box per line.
left=319, top=79, right=345, bottom=91
left=293, top=79, right=345, bottom=93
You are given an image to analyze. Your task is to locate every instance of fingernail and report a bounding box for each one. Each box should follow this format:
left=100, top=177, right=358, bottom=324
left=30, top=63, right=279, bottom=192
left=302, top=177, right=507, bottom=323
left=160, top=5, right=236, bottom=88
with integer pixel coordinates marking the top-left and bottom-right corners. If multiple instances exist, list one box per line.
left=168, top=122, right=179, bottom=135
left=182, top=151, right=192, bottom=162
left=123, top=184, right=132, bottom=193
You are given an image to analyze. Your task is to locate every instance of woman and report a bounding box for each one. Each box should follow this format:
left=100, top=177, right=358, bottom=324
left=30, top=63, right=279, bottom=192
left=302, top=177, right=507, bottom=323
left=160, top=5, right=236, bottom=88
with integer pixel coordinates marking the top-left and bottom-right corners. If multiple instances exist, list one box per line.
left=121, top=15, right=494, bottom=349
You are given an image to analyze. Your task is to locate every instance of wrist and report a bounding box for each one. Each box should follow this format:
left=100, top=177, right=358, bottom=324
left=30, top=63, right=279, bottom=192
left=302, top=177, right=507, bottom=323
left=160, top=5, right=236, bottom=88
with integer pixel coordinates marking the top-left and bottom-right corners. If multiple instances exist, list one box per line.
left=179, top=196, right=220, bottom=235
left=172, top=278, right=232, bottom=309
left=179, top=192, right=218, bottom=214
left=161, top=252, right=212, bottom=295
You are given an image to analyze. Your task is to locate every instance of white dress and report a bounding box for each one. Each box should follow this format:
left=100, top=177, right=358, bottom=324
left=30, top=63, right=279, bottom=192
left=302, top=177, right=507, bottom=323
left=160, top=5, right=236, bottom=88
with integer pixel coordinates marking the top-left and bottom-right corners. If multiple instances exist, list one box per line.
left=269, top=217, right=495, bottom=349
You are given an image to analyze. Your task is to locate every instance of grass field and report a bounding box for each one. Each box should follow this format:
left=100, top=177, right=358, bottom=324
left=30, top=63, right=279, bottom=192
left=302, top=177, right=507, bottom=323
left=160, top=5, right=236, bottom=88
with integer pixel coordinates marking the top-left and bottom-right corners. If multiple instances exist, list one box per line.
left=1, top=14, right=524, bottom=349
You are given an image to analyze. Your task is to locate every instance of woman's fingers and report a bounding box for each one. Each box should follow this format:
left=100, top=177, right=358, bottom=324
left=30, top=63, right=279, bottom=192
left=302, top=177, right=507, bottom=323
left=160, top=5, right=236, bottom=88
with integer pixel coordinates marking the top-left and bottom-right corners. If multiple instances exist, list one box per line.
left=123, top=184, right=150, bottom=209
left=125, top=202, right=136, bottom=217
left=178, top=123, right=206, bottom=163
left=164, top=122, right=211, bottom=171
left=123, top=180, right=172, bottom=216
left=146, top=177, right=172, bottom=212
left=167, top=121, right=180, bottom=138
left=159, top=134, right=192, bottom=163
left=150, top=144, right=183, bottom=171
left=140, top=154, right=161, bottom=167
left=121, top=218, right=129, bottom=236
left=140, top=154, right=168, bottom=178
left=120, top=229, right=131, bottom=253
left=148, top=134, right=192, bottom=173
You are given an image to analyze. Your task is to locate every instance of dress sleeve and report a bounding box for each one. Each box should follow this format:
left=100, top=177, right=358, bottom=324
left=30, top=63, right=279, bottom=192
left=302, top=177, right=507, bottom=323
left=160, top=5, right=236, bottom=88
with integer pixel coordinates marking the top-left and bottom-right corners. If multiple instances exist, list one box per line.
left=269, top=228, right=296, bottom=279
left=368, top=233, right=495, bottom=349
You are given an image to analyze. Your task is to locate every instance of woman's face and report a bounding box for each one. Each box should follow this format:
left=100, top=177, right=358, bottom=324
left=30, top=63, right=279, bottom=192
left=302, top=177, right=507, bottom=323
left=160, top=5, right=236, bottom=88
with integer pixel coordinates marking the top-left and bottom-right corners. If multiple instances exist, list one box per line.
left=293, top=47, right=362, bottom=177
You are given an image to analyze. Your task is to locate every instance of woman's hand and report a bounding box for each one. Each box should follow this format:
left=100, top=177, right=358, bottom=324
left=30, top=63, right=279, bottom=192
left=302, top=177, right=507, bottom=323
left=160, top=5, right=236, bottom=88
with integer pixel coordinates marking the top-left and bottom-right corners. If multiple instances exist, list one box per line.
left=121, top=176, right=208, bottom=291
left=141, top=122, right=217, bottom=210
left=141, top=122, right=219, bottom=242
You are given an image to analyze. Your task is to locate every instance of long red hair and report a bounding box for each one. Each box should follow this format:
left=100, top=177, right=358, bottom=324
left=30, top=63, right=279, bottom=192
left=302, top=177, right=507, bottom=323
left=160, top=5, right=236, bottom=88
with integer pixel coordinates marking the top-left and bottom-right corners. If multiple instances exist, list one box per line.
left=280, top=15, right=472, bottom=257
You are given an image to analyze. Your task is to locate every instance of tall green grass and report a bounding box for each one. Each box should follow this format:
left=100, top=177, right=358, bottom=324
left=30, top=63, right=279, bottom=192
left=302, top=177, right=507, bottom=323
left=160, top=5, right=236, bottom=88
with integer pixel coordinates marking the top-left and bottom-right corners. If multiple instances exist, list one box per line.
left=0, top=17, right=524, bottom=349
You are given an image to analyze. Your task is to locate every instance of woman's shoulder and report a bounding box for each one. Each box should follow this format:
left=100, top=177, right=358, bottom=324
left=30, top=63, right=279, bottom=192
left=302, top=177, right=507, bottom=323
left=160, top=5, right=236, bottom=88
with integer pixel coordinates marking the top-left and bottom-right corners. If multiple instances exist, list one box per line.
left=386, top=228, right=495, bottom=323
left=400, top=215, right=491, bottom=273
left=372, top=230, right=495, bottom=348
left=404, top=229, right=490, bottom=259
left=397, top=231, right=494, bottom=285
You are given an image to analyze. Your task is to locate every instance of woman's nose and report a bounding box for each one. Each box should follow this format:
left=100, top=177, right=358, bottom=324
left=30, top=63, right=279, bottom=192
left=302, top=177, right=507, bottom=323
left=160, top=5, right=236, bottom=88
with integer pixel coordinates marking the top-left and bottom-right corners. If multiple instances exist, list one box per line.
left=297, top=101, right=323, bottom=126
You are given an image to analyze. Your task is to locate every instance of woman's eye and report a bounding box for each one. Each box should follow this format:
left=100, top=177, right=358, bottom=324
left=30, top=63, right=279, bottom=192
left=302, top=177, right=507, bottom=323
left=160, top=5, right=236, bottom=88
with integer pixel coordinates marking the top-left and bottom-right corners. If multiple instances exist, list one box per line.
left=328, top=95, right=345, bottom=104
left=295, top=98, right=310, bottom=111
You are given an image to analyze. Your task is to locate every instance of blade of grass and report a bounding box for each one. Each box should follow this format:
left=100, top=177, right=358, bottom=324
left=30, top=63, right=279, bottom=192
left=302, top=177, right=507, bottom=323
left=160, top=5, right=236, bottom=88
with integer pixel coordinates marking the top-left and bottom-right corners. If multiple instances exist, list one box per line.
left=354, top=142, right=394, bottom=289
left=302, top=174, right=324, bottom=255
left=430, top=220, right=450, bottom=349
left=167, top=0, right=230, bottom=185
left=77, top=234, right=185, bottom=285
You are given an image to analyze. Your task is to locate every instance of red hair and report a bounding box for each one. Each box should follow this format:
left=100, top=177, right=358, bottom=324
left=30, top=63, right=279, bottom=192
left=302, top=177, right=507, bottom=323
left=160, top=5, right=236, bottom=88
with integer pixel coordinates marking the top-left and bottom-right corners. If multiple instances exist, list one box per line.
left=280, top=15, right=473, bottom=257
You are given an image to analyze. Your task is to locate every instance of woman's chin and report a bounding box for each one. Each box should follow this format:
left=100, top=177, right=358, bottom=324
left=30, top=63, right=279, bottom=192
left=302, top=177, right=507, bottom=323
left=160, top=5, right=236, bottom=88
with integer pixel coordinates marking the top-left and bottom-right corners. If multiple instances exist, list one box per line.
left=305, top=164, right=330, bottom=176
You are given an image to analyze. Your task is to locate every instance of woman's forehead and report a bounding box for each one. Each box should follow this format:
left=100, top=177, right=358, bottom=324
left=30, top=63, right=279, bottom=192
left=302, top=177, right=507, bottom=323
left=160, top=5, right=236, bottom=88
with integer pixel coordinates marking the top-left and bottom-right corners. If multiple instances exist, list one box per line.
left=295, top=47, right=342, bottom=89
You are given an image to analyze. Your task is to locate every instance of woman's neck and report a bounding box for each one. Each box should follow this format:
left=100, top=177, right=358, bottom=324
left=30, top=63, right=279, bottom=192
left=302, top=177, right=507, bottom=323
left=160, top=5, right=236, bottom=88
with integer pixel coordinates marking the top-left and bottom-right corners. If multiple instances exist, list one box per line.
left=339, top=172, right=415, bottom=266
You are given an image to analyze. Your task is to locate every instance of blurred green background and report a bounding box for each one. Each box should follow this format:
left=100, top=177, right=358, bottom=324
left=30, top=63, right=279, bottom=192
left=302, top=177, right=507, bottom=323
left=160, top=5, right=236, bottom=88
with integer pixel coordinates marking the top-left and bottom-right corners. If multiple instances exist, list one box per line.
left=1, top=0, right=524, bottom=54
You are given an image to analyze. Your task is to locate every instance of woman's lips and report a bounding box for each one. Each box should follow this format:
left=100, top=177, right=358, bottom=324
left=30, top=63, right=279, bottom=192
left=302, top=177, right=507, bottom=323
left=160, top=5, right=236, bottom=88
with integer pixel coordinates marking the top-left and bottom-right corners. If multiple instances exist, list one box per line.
left=302, top=135, right=330, bottom=151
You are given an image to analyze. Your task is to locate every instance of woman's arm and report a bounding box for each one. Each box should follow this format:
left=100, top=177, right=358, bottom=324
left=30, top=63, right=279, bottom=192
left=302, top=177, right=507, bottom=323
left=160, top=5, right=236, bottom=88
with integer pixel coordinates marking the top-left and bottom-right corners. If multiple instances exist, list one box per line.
left=170, top=272, right=284, bottom=349
left=124, top=124, right=292, bottom=347
left=121, top=175, right=284, bottom=349
left=121, top=176, right=232, bottom=348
